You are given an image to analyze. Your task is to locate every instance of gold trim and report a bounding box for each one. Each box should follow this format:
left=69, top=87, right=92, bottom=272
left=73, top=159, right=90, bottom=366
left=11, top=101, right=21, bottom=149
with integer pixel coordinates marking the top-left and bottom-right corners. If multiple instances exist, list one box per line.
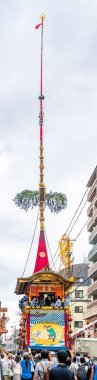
left=40, top=14, right=46, bottom=20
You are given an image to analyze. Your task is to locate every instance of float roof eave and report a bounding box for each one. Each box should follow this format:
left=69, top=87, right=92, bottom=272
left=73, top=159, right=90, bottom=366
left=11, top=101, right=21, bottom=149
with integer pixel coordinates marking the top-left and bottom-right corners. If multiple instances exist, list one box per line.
left=15, top=266, right=74, bottom=294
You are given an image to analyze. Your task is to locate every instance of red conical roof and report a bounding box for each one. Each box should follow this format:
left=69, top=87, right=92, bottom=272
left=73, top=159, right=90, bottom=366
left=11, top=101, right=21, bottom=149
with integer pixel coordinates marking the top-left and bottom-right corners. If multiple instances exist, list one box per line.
left=34, top=230, right=49, bottom=273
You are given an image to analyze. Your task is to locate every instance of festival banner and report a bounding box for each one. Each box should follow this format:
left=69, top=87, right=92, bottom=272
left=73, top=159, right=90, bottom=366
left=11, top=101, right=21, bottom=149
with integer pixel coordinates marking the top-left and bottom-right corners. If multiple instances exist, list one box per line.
left=30, top=308, right=65, bottom=349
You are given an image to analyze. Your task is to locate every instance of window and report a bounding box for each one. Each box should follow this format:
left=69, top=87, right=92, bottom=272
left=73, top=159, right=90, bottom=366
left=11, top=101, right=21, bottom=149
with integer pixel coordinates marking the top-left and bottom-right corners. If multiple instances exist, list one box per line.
left=75, top=290, right=83, bottom=298
left=74, top=321, right=83, bottom=328
left=77, top=278, right=83, bottom=283
left=75, top=306, right=83, bottom=313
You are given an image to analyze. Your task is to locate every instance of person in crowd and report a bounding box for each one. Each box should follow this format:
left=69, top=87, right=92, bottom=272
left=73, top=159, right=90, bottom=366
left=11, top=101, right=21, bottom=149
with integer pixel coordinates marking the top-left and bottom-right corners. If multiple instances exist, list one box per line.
left=34, top=355, right=39, bottom=365
left=65, top=350, right=72, bottom=368
left=54, top=297, right=62, bottom=307
left=8, top=353, right=14, bottom=380
left=33, top=350, right=50, bottom=380
left=0, top=358, right=1, bottom=380
left=20, top=352, right=32, bottom=380
left=76, top=356, right=88, bottom=380
left=93, top=364, right=97, bottom=380
left=77, top=356, right=94, bottom=380
left=76, top=353, right=80, bottom=366
left=13, top=355, right=21, bottom=380
left=49, top=350, right=74, bottom=380
left=66, top=358, right=72, bottom=368
left=1, top=353, right=8, bottom=380
left=31, top=352, right=36, bottom=364
left=28, top=354, right=35, bottom=379
left=84, top=355, right=90, bottom=364
left=66, top=351, right=72, bottom=360
left=37, top=354, right=42, bottom=363
left=70, top=356, right=78, bottom=375
left=85, top=358, right=94, bottom=380
left=48, top=353, right=54, bottom=369
left=16, top=352, right=21, bottom=358
left=48, top=352, right=58, bottom=369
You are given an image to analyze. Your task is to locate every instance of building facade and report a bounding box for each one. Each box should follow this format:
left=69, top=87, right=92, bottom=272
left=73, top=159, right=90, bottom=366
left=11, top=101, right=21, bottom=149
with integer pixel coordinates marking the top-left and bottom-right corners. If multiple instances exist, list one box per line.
left=59, top=263, right=91, bottom=335
left=84, top=166, right=97, bottom=337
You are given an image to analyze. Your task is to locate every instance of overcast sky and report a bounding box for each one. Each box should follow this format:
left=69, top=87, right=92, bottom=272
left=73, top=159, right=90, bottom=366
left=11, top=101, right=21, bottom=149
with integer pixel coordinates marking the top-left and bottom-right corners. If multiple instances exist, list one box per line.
left=0, top=0, right=97, bottom=331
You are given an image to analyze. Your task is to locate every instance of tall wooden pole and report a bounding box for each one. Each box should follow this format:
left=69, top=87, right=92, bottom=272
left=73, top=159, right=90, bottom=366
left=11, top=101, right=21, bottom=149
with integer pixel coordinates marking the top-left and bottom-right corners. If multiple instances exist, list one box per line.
left=39, top=15, right=46, bottom=231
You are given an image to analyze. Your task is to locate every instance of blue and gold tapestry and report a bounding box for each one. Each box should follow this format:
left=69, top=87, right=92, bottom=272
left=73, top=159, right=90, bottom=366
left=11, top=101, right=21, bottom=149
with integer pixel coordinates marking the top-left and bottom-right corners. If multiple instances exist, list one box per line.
left=30, top=308, right=65, bottom=349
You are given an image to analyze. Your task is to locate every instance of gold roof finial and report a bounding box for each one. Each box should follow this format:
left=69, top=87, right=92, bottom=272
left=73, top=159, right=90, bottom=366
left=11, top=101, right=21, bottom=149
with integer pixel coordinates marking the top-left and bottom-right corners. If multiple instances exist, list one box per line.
left=40, top=14, right=46, bottom=20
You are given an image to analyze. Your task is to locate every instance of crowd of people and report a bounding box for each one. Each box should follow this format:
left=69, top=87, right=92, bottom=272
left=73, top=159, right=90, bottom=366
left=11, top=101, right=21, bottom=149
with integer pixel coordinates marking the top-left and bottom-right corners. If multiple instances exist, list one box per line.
left=0, top=348, right=97, bottom=380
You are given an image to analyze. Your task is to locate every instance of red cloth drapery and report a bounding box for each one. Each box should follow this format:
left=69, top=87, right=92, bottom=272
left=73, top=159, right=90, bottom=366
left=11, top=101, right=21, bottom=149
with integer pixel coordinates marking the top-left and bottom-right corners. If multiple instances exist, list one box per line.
left=34, top=230, right=49, bottom=273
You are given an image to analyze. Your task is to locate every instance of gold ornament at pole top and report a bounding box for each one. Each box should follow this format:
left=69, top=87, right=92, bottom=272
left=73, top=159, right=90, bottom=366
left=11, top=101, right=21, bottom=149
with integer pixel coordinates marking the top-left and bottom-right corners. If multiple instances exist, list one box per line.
left=40, top=14, right=46, bottom=20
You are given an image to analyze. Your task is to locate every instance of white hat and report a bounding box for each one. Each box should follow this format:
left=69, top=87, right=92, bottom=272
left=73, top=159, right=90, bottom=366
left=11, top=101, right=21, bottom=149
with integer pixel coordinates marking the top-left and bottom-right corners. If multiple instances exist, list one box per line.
left=24, top=352, right=29, bottom=357
left=50, top=351, right=55, bottom=355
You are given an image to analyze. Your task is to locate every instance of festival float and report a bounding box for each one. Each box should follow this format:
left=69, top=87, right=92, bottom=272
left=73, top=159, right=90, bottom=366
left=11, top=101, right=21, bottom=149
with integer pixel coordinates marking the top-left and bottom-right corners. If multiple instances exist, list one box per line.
left=0, top=304, right=9, bottom=339
left=15, top=15, right=74, bottom=351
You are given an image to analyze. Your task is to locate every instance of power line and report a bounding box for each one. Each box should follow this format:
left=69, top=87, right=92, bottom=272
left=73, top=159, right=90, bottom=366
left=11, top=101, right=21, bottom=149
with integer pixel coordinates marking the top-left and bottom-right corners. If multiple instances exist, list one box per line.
left=69, top=264, right=89, bottom=297
left=55, top=255, right=92, bottom=315
left=58, top=255, right=90, bottom=301
left=52, top=218, right=88, bottom=269
left=50, top=246, right=59, bottom=269
left=70, top=293, right=91, bottom=312
left=22, top=210, right=39, bottom=277
left=75, top=219, right=88, bottom=240
left=66, top=188, right=88, bottom=234
left=56, top=224, right=88, bottom=283
left=53, top=251, right=90, bottom=311
left=66, top=265, right=91, bottom=308
left=21, top=192, right=87, bottom=275
left=50, top=189, right=88, bottom=268
left=70, top=303, right=91, bottom=312
left=69, top=287, right=91, bottom=310
left=68, top=200, right=87, bottom=235
left=64, top=254, right=89, bottom=288
left=63, top=258, right=92, bottom=311
left=45, top=228, right=56, bottom=271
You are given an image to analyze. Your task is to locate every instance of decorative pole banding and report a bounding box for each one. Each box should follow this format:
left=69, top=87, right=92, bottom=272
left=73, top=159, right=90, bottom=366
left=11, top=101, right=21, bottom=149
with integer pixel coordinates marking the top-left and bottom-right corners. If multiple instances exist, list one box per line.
left=39, top=15, right=46, bottom=231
